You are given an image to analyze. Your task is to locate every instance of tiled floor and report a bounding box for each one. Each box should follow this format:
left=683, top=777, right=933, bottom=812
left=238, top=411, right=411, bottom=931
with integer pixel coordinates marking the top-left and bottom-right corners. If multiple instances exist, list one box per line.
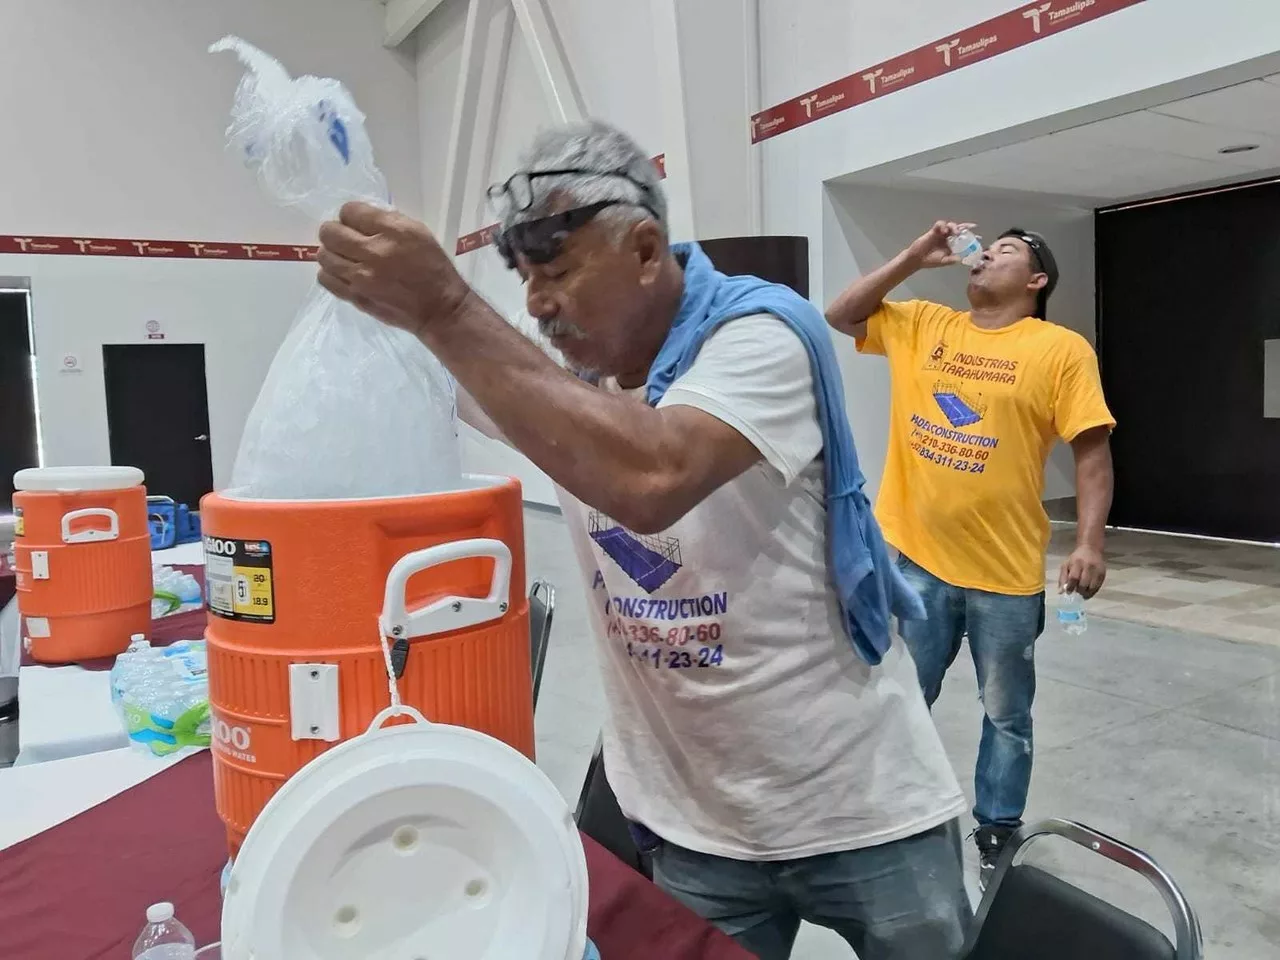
left=526, top=508, right=1280, bottom=960
left=1046, top=525, right=1280, bottom=648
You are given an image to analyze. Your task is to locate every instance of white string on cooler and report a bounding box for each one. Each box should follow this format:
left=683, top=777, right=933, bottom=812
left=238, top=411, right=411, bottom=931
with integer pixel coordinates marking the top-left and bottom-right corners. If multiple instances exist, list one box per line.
left=377, top=616, right=404, bottom=715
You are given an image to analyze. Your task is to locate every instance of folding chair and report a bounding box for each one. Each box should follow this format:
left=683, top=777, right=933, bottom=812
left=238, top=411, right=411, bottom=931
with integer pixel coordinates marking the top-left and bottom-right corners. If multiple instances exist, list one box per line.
left=528, top=580, right=554, bottom=708
left=966, top=818, right=1203, bottom=960
left=574, top=736, right=649, bottom=877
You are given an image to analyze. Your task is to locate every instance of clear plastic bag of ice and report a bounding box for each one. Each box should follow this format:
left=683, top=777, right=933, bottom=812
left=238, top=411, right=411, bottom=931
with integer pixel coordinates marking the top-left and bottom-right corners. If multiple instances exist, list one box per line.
left=211, top=37, right=462, bottom=500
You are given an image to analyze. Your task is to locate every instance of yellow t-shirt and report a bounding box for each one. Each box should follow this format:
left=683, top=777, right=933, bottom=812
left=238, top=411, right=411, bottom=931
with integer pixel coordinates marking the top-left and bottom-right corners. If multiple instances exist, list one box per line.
left=858, top=300, right=1115, bottom=595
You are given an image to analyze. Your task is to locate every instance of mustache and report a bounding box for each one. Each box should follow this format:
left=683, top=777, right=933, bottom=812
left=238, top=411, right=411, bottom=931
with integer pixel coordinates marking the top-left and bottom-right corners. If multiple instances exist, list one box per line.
left=538, top=316, right=588, bottom=341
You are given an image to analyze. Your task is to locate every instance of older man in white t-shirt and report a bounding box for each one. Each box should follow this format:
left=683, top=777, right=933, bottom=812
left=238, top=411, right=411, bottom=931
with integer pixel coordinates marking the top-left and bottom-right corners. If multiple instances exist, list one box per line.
left=315, top=120, right=970, bottom=960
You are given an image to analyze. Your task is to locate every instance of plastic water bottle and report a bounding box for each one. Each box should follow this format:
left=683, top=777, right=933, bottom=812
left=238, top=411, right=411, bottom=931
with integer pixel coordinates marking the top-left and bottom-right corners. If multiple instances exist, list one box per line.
left=119, top=641, right=211, bottom=755
left=1057, top=590, right=1087, bottom=635
left=153, top=565, right=203, bottom=616
left=111, top=636, right=154, bottom=711
left=948, top=228, right=984, bottom=268
left=132, top=902, right=196, bottom=960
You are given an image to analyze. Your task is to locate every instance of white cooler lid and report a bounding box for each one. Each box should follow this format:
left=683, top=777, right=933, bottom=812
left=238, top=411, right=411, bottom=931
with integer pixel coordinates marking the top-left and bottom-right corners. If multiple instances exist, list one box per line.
left=13, top=466, right=144, bottom=492
left=221, top=713, right=591, bottom=960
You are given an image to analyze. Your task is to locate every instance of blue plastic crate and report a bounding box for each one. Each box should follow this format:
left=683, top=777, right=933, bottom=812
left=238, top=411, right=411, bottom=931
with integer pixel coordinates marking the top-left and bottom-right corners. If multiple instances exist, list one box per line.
left=175, top=504, right=202, bottom=545
left=147, top=496, right=177, bottom=550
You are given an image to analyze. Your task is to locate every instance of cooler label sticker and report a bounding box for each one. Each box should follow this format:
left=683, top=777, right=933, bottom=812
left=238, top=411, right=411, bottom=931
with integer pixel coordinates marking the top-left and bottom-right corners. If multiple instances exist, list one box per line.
left=13, top=508, right=22, bottom=538
left=204, top=536, right=275, bottom=623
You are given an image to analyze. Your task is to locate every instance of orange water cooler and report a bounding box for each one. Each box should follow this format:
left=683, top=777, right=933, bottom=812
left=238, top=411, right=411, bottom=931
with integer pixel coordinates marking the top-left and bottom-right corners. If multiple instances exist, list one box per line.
left=201, top=475, right=534, bottom=854
left=12, top=466, right=152, bottom=663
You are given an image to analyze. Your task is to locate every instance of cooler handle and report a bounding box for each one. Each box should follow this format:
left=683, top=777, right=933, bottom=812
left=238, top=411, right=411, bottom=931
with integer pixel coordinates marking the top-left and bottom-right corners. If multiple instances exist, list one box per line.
left=367, top=704, right=430, bottom=732
left=378, top=538, right=513, bottom=644
left=61, top=507, right=119, bottom=544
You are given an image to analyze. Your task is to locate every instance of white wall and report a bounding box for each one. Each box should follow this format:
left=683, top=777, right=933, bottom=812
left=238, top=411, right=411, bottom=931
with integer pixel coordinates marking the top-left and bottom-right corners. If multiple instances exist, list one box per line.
left=824, top=182, right=1095, bottom=500
left=759, top=0, right=1280, bottom=308
left=11, top=257, right=313, bottom=489
left=0, top=0, right=421, bottom=239
left=0, top=0, right=421, bottom=491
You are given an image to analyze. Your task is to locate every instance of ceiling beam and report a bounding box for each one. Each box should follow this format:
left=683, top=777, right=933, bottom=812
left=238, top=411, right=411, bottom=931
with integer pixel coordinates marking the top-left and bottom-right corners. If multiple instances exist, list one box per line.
left=438, top=0, right=499, bottom=255
left=648, top=0, right=696, bottom=239
left=384, top=0, right=448, bottom=48
left=509, top=0, right=585, bottom=122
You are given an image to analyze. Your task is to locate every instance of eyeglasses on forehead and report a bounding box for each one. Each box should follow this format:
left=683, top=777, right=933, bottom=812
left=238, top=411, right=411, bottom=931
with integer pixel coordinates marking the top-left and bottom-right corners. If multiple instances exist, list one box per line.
left=486, top=166, right=657, bottom=214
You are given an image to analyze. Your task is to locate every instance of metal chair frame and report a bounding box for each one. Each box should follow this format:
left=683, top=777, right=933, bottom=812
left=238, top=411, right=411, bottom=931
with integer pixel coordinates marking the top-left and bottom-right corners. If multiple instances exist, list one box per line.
left=528, top=579, right=554, bottom=707
left=969, top=818, right=1203, bottom=960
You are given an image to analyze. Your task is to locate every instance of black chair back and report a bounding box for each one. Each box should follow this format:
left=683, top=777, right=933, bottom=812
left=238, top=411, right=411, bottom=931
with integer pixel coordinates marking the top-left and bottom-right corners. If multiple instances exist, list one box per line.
left=967, top=819, right=1201, bottom=960
left=574, top=738, right=647, bottom=877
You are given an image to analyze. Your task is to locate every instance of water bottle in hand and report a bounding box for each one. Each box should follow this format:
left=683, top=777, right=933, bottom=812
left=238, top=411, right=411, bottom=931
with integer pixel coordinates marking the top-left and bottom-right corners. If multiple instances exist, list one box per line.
left=132, top=902, right=195, bottom=960
left=948, top=228, right=984, bottom=268
left=1057, top=590, right=1087, bottom=636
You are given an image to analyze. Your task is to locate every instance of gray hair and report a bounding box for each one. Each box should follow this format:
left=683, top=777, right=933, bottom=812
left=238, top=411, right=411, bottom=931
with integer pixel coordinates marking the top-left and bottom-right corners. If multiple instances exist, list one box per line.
left=497, top=120, right=667, bottom=241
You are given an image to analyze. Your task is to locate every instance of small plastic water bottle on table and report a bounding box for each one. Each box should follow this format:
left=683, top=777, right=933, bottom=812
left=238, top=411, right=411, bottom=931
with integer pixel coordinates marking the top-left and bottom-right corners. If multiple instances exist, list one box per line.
left=132, top=902, right=196, bottom=960
left=1057, top=590, right=1087, bottom=636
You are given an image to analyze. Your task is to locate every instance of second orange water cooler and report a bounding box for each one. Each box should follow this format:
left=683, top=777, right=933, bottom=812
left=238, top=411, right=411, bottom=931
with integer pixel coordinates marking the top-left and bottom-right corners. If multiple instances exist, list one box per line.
left=201, top=475, right=534, bottom=854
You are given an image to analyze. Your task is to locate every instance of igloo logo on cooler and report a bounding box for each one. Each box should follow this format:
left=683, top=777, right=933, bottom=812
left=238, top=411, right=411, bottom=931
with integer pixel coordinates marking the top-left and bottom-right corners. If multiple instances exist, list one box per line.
left=213, top=716, right=256, bottom=762
left=205, top=536, right=238, bottom=557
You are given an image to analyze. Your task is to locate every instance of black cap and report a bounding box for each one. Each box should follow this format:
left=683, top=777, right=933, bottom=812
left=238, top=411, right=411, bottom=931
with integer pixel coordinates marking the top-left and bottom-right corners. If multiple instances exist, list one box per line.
left=999, top=228, right=1058, bottom=319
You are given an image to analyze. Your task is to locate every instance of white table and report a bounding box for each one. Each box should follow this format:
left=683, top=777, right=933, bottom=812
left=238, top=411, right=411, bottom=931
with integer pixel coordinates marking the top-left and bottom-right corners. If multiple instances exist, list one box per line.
left=154, top=541, right=206, bottom=566
left=0, top=598, right=18, bottom=684
left=0, top=745, right=200, bottom=850
left=14, top=665, right=126, bottom=766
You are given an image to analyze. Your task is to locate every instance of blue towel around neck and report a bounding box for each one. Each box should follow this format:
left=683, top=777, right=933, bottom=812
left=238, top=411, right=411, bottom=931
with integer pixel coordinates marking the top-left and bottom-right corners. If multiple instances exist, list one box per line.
left=644, top=242, right=924, bottom=665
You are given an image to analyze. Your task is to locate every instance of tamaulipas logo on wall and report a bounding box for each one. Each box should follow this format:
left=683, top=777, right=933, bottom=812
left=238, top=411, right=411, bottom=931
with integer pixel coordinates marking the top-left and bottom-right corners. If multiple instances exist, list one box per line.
left=749, top=0, right=1147, bottom=144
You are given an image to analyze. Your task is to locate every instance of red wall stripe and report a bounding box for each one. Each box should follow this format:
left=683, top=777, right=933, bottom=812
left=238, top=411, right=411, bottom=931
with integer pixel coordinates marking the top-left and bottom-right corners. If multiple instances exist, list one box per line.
left=0, top=235, right=318, bottom=261
left=456, top=153, right=667, bottom=256
left=751, top=0, right=1148, bottom=144
left=0, top=155, right=670, bottom=262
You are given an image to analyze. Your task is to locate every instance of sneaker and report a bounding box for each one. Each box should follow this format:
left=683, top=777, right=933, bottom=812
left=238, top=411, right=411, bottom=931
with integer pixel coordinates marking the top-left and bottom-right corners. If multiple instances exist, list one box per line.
left=974, top=824, right=1016, bottom=890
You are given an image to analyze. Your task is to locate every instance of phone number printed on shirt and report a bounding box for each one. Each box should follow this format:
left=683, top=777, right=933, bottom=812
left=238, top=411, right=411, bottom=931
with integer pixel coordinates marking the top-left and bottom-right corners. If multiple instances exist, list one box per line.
left=607, top=616, right=723, bottom=646
left=627, top=642, right=725, bottom=670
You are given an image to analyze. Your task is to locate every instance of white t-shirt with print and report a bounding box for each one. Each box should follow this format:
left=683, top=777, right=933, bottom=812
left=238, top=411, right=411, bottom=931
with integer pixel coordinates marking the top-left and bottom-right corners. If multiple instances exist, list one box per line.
left=557, top=313, right=965, bottom=861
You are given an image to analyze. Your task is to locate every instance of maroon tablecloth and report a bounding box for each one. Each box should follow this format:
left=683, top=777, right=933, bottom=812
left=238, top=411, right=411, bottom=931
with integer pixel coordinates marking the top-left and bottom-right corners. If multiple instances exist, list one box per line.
left=19, top=566, right=208, bottom=671
left=0, top=752, right=753, bottom=960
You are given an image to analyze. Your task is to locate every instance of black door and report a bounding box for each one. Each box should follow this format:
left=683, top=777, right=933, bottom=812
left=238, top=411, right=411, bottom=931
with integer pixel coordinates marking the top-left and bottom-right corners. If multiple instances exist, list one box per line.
left=102, top=344, right=214, bottom=507
left=699, top=236, right=809, bottom=297
left=1097, top=181, right=1280, bottom=542
left=0, top=290, right=39, bottom=508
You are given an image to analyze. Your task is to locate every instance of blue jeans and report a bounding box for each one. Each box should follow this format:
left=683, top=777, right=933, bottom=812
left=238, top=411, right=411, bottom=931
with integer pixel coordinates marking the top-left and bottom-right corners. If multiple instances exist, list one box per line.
left=650, top=820, right=970, bottom=960
left=896, top=555, right=1044, bottom=828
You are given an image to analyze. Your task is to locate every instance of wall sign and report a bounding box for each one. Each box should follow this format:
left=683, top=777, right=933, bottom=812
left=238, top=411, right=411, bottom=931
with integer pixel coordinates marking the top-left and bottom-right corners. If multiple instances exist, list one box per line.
left=455, top=154, right=668, bottom=256
left=0, top=235, right=319, bottom=261
left=145, top=319, right=165, bottom=341
left=59, top=354, right=82, bottom=375
left=750, top=0, right=1149, bottom=144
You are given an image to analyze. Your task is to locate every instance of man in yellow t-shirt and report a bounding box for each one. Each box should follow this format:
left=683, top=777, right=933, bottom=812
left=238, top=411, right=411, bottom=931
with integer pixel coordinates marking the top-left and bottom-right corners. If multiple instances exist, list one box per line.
left=825, top=221, right=1115, bottom=882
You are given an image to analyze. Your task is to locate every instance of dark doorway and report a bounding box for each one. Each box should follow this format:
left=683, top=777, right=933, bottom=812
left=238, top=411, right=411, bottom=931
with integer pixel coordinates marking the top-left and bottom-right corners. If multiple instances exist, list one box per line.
left=0, top=288, right=39, bottom=508
left=102, top=344, right=213, bottom=507
left=1097, top=180, right=1280, bottom=542
left=700, top=236, right=809, bottom=298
